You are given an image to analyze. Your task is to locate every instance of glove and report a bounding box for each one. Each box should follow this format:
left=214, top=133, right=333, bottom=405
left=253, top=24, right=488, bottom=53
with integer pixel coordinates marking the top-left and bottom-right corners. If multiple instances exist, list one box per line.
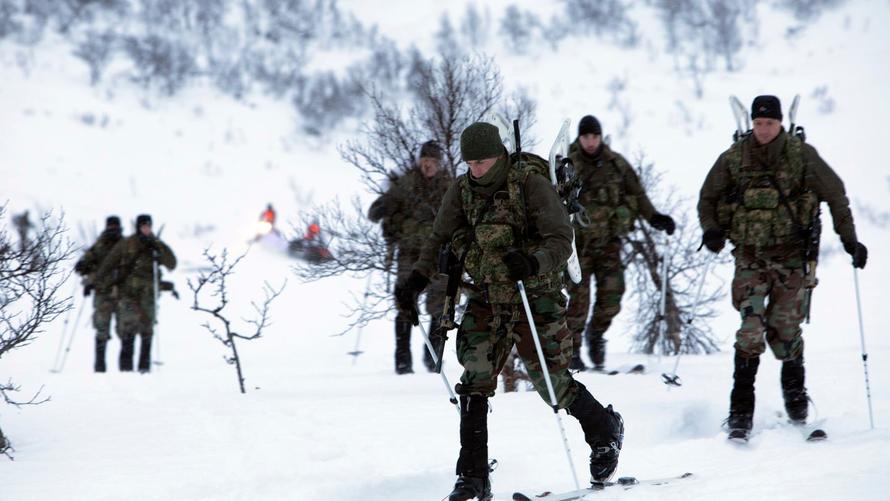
left=394, top=270, right=429, bottom=325
left=701, top=228, right=726, bottom=254
left=139, top=234, right=160, bottom=252
left=843, top=240, right=868, bottom=269
left=83, top=284, right=94, bottom=297
left=650, top=213, right=676, bottom=235
left=74, top=260, right=87, bottom=275
left=503, top=250, right=539, bottom=281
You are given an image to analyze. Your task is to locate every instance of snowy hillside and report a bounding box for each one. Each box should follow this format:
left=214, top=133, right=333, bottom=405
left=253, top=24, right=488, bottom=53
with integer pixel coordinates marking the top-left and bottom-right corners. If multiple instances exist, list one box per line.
left=2, top=1, right=890, bottom=500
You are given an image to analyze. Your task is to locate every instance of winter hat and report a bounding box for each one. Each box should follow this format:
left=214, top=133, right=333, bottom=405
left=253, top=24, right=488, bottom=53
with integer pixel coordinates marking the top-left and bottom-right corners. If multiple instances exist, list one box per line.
left=460, top=122, right=504, bottom=161
left=419, top=140, right=444, bottom=160
left=578, top=115, right=602, bottom=136
left=751, top=95, right=782, bottom=120
left=106, top=215, right=121, bottom=228
left=135, top=214, right=152, bottom=228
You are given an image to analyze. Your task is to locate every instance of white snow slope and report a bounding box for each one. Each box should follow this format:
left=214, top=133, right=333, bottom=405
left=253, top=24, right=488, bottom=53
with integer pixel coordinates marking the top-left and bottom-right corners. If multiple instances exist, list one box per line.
left=2, top=1, right=889, bottom=500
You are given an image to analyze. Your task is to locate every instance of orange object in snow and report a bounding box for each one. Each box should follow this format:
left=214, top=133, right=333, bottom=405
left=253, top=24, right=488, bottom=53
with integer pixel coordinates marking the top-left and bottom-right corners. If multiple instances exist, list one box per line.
left=260, top=205, right=276, bottom=224
left=305, top=223, right=321, bottom=240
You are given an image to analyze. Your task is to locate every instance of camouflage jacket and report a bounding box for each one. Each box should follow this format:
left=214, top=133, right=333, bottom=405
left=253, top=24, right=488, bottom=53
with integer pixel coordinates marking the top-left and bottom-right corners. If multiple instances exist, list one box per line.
left=698, top=130, right=857, bottom=255
left=367, top=167, right=451, bottom=252
left=569, top=141, right=657, bottom=244
left=94, top=233, right=177, bottom=298
left=413, top=155, right=573, bottom=304
left=75, top=228, right=123, bottom=294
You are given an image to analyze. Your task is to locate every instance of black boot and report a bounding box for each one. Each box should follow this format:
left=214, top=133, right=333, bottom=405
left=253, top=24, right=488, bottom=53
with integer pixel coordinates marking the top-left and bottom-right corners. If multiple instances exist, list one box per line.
left=727, top=352, right=760, bottom=441
left=567, top=383, right=623, bottom=483
left=137, top=334, right=152, bottom=373
left=94, top=338, right=108, bottom=373
left=586, top=329, right=606, bottom=370
left=449, top=394, right=491, bottom=501
left=423, top=318, right=443, bottom=372
left=395, top=319, right=413, bottom=374
left=781, top=354, right=808, bottom=424
left=119, top=334, right=135, bottom=372
left=569, top=350, right=587, bottom=371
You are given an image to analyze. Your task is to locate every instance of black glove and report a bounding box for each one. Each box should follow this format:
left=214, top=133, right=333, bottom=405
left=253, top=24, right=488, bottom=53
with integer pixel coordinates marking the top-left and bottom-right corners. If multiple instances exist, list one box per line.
left=503, top=250, right=539, bottom=281
left=701, top=228, right=726, bottom=253
left=74, top=260, right=87, bottom=275
left=650, top=213, right=676, bottom=235
left=83, top=284, right=93, bottom=297
left=394, top=270, right=429, bottom=325
left=139, top=234, right=160, bottom=252
left=843, top=240, right=868, bottom=269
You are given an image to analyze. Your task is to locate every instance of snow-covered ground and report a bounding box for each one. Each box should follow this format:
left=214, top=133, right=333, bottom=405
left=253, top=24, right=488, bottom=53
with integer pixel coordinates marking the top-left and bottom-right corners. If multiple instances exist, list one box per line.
left=2, top=1, right=889, bottom=500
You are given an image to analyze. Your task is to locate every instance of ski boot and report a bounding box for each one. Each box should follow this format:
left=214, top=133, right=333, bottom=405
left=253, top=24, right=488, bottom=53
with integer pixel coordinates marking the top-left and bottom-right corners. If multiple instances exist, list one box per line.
left=781, top=354, right=808, bottom=424
left=726, top=352, right=759, bottom=442
left=569, top=351, right=587, bottom=371
left=94, top=338, right=108, bottom=373
left=137, top=334, right=152, bottom=373
left=119, top=334, right=135, bottom=372
left=586, top=329, right=606, bottom=371
left=448, top=476, right=492, bottom=501
left=422, top=319, right=443, bottom=372
left=567, top=382, right=624, bottom=483
left=394, top=319, right=413, bottom=374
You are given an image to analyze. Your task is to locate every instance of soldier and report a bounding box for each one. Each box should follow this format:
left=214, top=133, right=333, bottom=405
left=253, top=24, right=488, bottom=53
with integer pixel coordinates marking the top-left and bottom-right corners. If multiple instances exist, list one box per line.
left=698, top=95, right=868, bottom=441
left=74, top=216, right=124, bottom=372
left=395, top=123, right=624, bottom=501
left=566, top=115, right=675, bottom=371
left=11, top=210, right=34, bottom=252
left=94, top=214, right=176, bottom=373
left=368, top=140, right=451, bottom=374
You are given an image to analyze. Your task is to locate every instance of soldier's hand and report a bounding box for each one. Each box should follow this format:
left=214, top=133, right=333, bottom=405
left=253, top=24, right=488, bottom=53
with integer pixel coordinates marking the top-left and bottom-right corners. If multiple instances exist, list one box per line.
left=83, top=284, right=93, bottom=297
left=503, top=250, right=539, bottom=281
left=843, top=240, right=868, bottom=269
left=650, top=213, right=676, bottom=235
left=701, top=229, right=726, bottom=253
left=74, top=260, right=87, bottom=275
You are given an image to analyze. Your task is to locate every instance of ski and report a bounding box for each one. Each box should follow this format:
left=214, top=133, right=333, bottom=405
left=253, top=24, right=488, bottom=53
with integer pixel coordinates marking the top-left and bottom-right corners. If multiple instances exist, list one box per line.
left=512, top=472, right=693, bottom=500
left=729, top=95, right=750, bottom=142
left=590, top=364, right=645, bottom=376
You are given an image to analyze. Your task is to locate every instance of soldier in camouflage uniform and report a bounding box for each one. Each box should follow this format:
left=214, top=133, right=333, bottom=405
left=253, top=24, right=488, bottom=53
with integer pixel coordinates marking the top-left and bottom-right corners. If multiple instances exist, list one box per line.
left=94, top=214, right=176, bottom=373
left=698, top=95, right=868, bottom=440
left=74, top=216, right=124, bottom=372
left=368, top=141, right=451, bottom=374
left=566, top=115, right=675, bottom=371
left=396, top=123, right=625, bottom=501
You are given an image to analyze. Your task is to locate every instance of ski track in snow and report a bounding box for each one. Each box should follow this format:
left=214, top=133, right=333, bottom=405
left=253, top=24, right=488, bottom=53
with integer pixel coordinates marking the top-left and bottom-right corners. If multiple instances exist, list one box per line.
left=2, top=1, right=890, bottom=500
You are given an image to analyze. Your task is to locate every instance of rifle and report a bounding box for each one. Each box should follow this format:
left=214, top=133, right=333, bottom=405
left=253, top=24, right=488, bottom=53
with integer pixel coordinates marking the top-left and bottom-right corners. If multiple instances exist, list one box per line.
left=803, top=209, right=822, bottom=323
left=433, top=243, right=463, bottom=373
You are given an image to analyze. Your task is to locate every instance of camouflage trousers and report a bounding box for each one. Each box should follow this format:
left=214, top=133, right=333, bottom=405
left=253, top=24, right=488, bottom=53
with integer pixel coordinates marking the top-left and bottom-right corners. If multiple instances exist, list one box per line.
left=731, top=250, right=808, bottom=360
left=92, top=293, right=120, bottom=341
left=116, top=290, right=156, bottom=341
left=566, top=238, right=625, bottom=351
left=455, top=290, right=578, bottom=408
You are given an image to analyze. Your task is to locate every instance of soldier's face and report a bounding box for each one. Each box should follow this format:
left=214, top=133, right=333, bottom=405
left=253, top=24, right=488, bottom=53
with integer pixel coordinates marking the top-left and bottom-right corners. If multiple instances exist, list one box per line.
left=419, top=156, right=440, bottom=178
left=753, top=118, right=782, bottom=145
left=466, top=156, right=499, bottom=178
left=139, top=223, right=152, bottom=237
left=579, top=133, right=602, bottom=154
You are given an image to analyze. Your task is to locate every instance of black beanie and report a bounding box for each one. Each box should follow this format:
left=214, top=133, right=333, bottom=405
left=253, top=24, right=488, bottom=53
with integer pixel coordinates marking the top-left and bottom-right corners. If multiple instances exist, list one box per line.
left=751, top=95, right=782, bottom=120
left=106, top=215, right=121, bottom=227
left=578, top=115, right=602, bottom=136
left=135, top=214, right=152, bottom=228
left=419, top=140, right=443, bottom=160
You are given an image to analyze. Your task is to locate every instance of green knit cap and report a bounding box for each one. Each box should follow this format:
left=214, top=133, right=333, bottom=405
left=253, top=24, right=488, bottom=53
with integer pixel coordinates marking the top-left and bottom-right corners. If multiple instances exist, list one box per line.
left=460, top=122, right=504, bottom=161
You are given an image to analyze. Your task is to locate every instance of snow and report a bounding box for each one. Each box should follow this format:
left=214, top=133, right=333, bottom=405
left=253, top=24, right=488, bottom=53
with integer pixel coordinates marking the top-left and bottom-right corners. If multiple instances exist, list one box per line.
left=2, top=1, right=890, bottom=500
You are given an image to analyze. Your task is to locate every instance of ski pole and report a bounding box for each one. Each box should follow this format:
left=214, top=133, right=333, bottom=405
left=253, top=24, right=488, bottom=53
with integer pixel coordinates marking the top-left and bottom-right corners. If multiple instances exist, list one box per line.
left=517, top=280, right=581, bottom=494
left=51, top=278, right=81, bottom=372
left=853, top=268, right=874, bottom=429
left=348, top=273, right=375, bottom=364
left=658, top=236, right=671, bottom=344
left=54, top=293, right=87, bottom=374
left=417, top=320, right=460, bottom=415
left=662, top=252, right=716, bottom=387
